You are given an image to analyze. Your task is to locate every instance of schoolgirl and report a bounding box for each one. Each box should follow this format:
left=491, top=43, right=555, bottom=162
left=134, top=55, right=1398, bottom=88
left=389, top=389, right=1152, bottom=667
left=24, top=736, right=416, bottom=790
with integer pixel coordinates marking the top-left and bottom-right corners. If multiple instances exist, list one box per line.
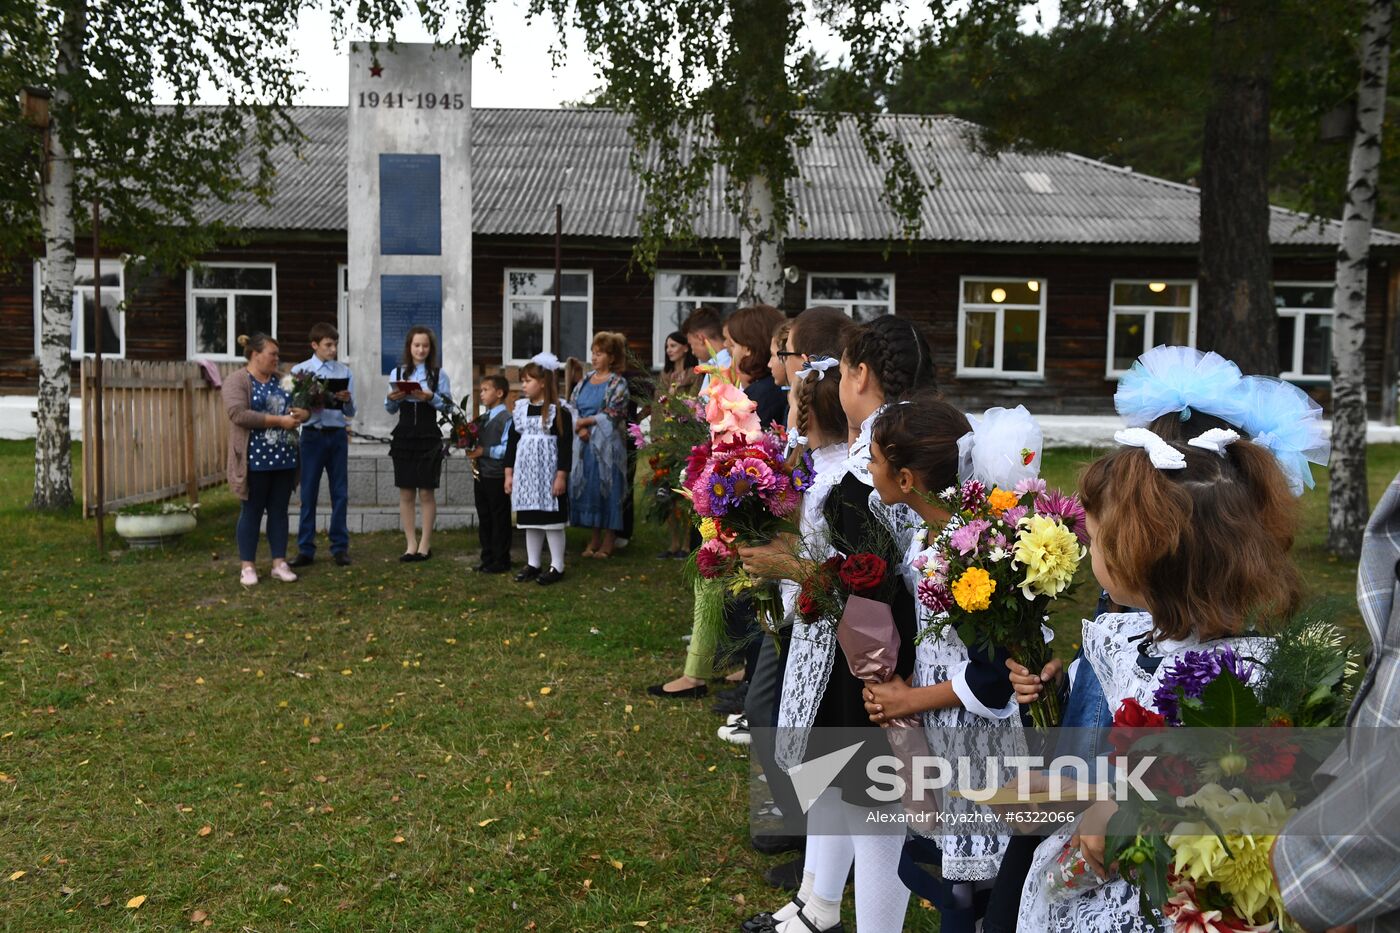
left=505, top=353, right=574, bottom=587
left=385, top=326, right=450, bottom=562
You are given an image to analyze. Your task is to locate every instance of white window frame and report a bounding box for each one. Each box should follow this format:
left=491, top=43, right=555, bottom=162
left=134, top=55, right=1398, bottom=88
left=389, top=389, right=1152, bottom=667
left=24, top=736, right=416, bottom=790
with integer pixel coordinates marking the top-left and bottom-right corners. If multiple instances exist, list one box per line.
left=805, top=273, right=897, bottom=321
left=32, top=258, right=127, bottom=359
left=502, top=267, right=594, bottom=366
left=1105, top=279, right=1198, bottom=379
left=955, top=276, right=1048, bottom=379
left=336, top=263, right=350, bottom=361
left=1276, top=280, right=1335, bottom=383
left=651, top=269, right=741, bottom=368
left=186, top=262, right=278, bottom=361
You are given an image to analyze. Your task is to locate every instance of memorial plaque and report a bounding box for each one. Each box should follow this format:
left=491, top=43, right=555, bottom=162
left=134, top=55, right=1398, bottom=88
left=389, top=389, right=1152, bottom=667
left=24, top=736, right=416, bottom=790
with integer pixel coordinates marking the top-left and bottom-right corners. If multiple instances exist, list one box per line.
left=379, top=154, right=442, bottom=255
left=380, top=274, right=442, bottom=375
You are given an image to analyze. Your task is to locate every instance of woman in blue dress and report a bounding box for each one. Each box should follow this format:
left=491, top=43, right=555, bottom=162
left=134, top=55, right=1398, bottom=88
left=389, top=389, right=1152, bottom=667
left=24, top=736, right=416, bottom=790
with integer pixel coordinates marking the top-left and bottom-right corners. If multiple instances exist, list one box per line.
left=569, top=331, right=630, bottom=558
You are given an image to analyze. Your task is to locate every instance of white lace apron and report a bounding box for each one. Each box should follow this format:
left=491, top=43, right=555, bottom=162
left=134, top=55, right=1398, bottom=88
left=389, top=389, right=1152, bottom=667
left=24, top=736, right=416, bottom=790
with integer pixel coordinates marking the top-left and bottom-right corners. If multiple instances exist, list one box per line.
left=511, top=399, right=562, bottom=513
left=1016, top=612, right=1273, bottom=932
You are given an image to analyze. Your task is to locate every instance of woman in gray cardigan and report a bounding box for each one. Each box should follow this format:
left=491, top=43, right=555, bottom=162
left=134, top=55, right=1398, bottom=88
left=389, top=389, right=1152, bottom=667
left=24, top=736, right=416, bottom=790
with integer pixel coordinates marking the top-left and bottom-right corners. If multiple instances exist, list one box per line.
left=223, top=333, right=307, bottom=586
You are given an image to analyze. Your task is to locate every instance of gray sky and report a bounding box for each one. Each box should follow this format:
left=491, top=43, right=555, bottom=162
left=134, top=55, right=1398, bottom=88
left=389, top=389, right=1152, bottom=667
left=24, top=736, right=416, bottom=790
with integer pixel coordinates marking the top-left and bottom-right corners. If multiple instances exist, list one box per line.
left=290, top=5, right=603, bottom=108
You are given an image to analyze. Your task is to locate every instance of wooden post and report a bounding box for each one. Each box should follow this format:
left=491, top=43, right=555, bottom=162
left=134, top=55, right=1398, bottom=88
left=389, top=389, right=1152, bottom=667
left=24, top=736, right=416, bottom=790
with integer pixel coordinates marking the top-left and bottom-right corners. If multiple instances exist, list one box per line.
left=553, top=202, right=563, bottom=357
left=92, top=200, right=105, bottom=551
left=184, top=372, right=200, bottom=503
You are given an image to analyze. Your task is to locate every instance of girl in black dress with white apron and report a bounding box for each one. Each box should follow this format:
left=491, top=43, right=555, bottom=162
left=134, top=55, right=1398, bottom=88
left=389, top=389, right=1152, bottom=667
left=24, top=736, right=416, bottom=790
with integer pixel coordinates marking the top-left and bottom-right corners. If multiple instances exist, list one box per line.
left=504, top=355, right=574, bottom=586
left=385, top=326, right=450, bottom=562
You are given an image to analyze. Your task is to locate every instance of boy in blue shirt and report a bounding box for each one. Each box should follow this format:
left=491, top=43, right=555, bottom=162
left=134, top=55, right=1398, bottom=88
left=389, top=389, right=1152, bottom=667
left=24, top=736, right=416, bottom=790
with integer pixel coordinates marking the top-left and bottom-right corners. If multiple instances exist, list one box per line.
left=290, top=323, right=355, bottom=567
left=468, top=373, right=513, bottom=573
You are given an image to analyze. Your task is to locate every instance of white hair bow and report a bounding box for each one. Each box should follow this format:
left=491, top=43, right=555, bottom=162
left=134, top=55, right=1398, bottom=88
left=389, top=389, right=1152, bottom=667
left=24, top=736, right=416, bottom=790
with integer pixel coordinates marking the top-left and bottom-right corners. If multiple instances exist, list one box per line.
left=530, top=351, right=563, bottom=372
left=1187, top=427, right=1240, bottom=457
left=1114, top=428, right=1186, bottom=470
left=797, top=356, right=839, bottom=381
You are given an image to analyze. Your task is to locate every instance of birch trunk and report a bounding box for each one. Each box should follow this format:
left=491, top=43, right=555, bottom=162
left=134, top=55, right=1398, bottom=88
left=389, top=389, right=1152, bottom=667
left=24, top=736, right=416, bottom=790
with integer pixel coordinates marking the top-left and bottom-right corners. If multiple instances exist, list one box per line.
left=1328, top=0, right=1393, bottom=557
left=33, top=0, right=85, bottom=510
left=738, top=170, right=785, bottom=308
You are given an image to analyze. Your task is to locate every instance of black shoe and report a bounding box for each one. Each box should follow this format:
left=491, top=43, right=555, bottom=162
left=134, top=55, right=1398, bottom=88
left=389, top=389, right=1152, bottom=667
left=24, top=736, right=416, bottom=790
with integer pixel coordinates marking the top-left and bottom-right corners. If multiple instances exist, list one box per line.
left=415, top=551, right=431, bottom=562
left=647, top=681, right=708, bottom=699
left=751, top=834, right=804, bottom=856
left=333, top=552, right=351, bottom=567
left=482, top=564, right=510, bottom=575
left=289, top=553, right=314, bottom=568
left=742, top=896, right=806, bottom=933
left=763, top=855, right=804, bottom=892
left=536, top=567, right=564, bottom=586
left=514, top=565, right=541, bottom=582
left=399, top=552, right=418, bottom=563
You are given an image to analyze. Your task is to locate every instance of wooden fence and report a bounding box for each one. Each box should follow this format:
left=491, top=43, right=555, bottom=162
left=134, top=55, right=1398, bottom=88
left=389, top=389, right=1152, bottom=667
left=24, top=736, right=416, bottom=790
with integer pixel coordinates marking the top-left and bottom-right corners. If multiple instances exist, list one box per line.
left=80, top=359, right=243, bottom=516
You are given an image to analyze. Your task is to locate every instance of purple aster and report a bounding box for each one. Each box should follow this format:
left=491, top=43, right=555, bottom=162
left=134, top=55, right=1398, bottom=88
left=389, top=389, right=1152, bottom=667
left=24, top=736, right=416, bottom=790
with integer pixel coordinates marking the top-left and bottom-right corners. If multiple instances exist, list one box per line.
left=1152, top=646, right=1257, bottom=724
left=949, top=519, right=991, bottom=556
left=911, top=554, right=929, bottom=572
left=1035, top=490, right=1090, bottom=546
left=960, top=480, right=988, bottom=512
left=1002, top=505, right=1028, bottom=527
left=917, top=578, right=953, bottom=613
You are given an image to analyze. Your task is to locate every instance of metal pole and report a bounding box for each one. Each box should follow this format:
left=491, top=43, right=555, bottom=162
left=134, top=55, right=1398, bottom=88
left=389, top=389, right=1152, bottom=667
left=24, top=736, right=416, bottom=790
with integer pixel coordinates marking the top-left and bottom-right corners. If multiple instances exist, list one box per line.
left=553, top=202, right=562, bottom=359
left=92, top=199, right=105, bottom=552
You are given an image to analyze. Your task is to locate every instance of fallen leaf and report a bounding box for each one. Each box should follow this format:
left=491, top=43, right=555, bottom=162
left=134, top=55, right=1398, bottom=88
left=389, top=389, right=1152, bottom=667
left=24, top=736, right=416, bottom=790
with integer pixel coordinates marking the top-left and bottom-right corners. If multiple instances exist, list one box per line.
left=59, top=884, right=78, bottom=896
left=633, top=923, right=650, bottom=928
left=610, top=859, right=624, bottom=870
left=8, top=871, right=25, bottom=881
left=477, top=818, right=498, bottom=827
left=582, top=879, right=592, bottom=890
left=539, top=687, right=552, bottom=696
left=197, top=825, right=212, bottom=837
left=126, top=895, right=147, bottom=909
left=392, top=835, right=405, bottom=844
left=190, top=908, right=208, bottom=922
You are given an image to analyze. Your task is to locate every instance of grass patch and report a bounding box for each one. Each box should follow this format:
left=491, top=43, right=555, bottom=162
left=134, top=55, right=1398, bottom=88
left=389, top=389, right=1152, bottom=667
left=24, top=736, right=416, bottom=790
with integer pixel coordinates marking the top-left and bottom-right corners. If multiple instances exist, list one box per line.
left=0, top=439, right=1395, bottom=929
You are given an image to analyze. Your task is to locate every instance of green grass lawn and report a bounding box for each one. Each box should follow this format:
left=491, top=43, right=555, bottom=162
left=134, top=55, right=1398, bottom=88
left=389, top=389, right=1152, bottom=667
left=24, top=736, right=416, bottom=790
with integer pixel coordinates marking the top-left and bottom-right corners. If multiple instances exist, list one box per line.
left=1, top=440, right=1397, bottom=930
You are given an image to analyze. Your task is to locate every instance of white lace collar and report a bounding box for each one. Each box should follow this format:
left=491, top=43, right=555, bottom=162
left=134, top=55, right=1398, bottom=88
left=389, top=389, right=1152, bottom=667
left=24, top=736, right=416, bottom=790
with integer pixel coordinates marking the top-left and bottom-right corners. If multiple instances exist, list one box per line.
left=843, top=406, right=884, bottom=487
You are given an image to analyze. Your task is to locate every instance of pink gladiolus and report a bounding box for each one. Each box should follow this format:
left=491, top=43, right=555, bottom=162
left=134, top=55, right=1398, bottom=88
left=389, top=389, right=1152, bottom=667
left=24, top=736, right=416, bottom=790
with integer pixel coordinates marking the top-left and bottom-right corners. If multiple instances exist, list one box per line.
left=705, top=382, right=761, bottom=441
left=628, top=422, right=648, bottom=449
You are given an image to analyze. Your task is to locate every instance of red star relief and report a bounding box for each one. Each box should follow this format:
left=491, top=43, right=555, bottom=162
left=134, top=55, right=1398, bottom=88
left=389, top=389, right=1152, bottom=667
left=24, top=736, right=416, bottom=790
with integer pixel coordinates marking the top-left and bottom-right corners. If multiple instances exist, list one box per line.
left=369, top=63, right=383, bottom=78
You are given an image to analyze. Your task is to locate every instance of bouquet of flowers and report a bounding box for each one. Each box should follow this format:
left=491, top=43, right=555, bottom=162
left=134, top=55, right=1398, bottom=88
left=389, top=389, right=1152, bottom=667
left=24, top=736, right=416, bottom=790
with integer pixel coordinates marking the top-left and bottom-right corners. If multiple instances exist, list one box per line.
left=685, top=379, right=812, bottom=634
left=916, top=476, right=1088, bottom=729
left=1094, top=619, right=1356, bottom=931
left=436, top=394, right=481, bottom=457
left=641, top=393, right=712, bottom=523
left=283, top=371, right=330, bottom=412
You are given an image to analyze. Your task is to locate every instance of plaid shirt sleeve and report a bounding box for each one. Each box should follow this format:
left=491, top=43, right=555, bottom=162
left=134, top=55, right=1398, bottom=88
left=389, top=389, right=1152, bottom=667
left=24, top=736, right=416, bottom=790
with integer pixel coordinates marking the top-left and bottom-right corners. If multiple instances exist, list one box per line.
left=1273, top=736, right=1400, bottom=931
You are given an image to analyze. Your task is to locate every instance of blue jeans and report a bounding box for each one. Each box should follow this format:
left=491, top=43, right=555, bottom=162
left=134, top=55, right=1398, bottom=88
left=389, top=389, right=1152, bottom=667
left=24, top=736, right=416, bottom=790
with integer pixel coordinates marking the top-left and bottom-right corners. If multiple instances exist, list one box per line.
left=298, top=428, right=349, bottom=556
left=238, top=468, right=295, bottom=561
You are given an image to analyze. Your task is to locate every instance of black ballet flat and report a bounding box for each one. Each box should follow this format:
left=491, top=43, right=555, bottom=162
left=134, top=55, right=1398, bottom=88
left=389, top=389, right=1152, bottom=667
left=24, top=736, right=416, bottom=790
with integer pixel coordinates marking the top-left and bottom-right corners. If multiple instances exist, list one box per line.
left=414, top=551, right=431, bottom=562
left=399, top=552, right=417, bottom=563
left=646, top=682, right=708, bottom=699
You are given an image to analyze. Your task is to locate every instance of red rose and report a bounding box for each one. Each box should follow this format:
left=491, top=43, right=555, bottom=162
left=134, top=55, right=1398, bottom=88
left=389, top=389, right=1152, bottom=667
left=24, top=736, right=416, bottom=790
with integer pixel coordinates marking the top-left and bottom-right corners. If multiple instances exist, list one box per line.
left=838, top=553, right=887, bottom=594
left=1110, top=698, right=1168, bottom=757
left=797, top=589, right=820, bottom=622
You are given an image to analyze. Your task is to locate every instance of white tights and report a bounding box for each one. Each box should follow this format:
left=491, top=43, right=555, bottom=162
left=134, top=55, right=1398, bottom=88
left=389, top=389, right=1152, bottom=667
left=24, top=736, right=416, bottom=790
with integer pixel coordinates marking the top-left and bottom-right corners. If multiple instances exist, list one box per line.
left=524, top=528, right=566, bottom=572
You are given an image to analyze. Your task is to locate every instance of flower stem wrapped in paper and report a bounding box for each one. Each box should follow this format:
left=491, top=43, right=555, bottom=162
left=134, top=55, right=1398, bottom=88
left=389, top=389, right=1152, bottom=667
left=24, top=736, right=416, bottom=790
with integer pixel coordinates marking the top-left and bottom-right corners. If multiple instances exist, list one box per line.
left=919, top=406, right=1085, bottom=729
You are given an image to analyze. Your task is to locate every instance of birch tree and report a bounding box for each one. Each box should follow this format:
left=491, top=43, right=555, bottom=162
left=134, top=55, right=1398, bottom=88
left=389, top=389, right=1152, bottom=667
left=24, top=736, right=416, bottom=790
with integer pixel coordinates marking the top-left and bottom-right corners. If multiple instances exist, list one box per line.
left=1328, top=0, right=1393, bottom=557
left=3, top=0, right=305, bottom=509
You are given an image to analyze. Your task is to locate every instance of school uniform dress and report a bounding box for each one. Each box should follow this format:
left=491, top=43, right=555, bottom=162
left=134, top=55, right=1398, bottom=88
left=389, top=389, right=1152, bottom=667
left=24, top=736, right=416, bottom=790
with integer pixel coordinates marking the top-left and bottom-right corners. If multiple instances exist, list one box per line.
left=384, top=364, right=449, bottom=490
left=473, top=403, right=512, bottom=570
left=568, top=372, right=629, bottom=531
left=292, top=355, right=355, bottom=558
left=505, top=399, right=574, bottom=529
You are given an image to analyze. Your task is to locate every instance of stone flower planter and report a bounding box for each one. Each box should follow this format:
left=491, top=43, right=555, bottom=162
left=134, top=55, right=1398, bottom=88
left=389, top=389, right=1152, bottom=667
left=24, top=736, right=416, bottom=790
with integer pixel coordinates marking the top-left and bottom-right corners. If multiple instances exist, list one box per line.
left=115, top=511, right=198, bottom=549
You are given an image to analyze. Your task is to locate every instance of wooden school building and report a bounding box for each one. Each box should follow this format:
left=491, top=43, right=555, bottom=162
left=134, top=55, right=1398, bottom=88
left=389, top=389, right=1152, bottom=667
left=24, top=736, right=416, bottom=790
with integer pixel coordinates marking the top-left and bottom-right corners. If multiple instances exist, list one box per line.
left=4, top=106, right=1399, bottom=415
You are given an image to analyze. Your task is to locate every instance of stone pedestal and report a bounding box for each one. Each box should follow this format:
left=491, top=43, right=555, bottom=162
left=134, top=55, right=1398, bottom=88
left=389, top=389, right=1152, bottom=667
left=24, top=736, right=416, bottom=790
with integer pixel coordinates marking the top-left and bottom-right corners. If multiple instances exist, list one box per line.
left=287, top=441, right=478, bottom=534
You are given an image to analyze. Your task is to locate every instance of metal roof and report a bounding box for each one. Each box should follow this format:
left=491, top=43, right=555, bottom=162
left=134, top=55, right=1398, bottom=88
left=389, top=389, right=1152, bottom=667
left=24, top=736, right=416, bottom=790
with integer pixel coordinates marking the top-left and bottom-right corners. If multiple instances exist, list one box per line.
left=205, top=106, right=1400, bottom=248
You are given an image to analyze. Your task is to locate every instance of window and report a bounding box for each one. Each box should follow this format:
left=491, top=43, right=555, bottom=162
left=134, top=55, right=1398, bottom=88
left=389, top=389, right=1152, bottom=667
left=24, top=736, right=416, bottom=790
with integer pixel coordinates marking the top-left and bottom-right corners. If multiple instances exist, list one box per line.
left=32, top=258, right=126, bottom=358
left=1106, top=280, right=1197, bottom=377
left=806, top=274, right=895, bottom=322
left=337, top=263, right=350, bottom=359
left=187, top=264, right=276, bottom=359
left=956, top=277, right=1047, bottom=378
left=652, top=271, right=740, bottom=367
left=1276, top=282, right=1334, bottom=381
left=504, top=269, right=593, bottom=366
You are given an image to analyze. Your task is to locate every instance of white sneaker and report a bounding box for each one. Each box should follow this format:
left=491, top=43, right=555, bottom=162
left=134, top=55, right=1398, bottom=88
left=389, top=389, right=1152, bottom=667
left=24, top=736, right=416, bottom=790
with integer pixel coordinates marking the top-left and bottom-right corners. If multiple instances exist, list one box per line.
left=239, top=567, right=258, bottom=587
left=270, top=563, right=298, bottom=583
left=717, top=715, right=751, bottom=746
left=615, top=537, right=630, bottom=549
left=726, top=712, right=744, bottom=726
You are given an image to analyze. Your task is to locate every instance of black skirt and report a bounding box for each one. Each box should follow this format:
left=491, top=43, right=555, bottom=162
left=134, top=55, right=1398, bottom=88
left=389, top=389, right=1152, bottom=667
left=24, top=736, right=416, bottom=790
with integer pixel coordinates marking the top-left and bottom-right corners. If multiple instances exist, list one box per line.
left=390, top=403, right=444, bottom=489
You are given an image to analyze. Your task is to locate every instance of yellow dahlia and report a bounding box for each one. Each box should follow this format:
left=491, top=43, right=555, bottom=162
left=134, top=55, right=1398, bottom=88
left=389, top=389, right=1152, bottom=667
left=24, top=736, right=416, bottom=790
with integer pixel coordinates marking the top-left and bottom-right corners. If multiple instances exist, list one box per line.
left=1167, top=784, right=1293, bottom=924
left=1014, top=514, right=1082, bottom=598
left=951, top=567, right=996, bottom=612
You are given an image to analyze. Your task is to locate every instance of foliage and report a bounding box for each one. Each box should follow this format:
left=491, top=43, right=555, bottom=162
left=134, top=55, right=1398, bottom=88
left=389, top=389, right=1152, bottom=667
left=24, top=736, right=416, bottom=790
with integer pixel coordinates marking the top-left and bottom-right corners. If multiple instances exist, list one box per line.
left=113, top=499, right=200, bottom=517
